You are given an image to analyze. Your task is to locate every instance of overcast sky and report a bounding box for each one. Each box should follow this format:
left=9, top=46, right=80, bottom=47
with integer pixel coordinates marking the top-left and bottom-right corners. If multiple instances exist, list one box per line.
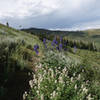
left=0, top=0, right=100, bottom=30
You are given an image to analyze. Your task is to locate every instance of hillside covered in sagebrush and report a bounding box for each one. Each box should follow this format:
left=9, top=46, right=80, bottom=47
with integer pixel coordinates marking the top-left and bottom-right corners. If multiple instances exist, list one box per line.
left=0, top=24, right=100, bottom=100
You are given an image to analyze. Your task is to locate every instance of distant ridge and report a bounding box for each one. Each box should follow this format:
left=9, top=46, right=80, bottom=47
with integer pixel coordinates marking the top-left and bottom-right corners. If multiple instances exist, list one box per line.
left=21, top=27, right=83, bottom=35
left=21, top=27, right=100, bottom=49
left=22, top=27, right=100, bottom=34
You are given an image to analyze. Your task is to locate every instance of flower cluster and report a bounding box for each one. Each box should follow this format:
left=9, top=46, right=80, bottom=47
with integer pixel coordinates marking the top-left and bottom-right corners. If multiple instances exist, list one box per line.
left=51, top=36, right=63, bottom=51
left=43, top=38, right=47, bottom=48
left=51, top=36, right=58, bottom=48
left=34, top=44, right=39, bottom=55
left=24, top=51, right=92, bottom=100
left=26, top=63, right=90, bottom=100
left=34, top=36, right=69, bottom=55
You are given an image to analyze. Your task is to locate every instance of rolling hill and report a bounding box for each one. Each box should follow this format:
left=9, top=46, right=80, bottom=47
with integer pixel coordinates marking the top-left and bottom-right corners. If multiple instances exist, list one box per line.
left=0, top=24, right=100, bottom=100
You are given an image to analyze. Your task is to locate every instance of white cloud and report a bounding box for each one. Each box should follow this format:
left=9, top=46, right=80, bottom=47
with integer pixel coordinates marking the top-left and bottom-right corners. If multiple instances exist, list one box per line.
left=0, top=0, right=60, bottom=18
left=0, top=0, right=96, bottom=18
left=0, top=0, right=100, bottom=30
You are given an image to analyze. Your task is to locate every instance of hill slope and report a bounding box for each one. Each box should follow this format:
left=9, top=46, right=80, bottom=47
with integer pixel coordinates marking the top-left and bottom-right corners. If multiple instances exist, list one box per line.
left=0, top=24, right=44, bottom=100
left=0, top=24, right=100, bottom=100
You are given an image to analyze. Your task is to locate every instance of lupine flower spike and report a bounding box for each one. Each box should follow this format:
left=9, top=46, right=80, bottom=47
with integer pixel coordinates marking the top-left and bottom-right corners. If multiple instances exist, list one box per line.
left=59, top=43, right=62, bottom=51
left=51, top=36, right=58, bottom=48
left=43, top=38, right=47, bottom=48
left=34, top=44, right=39, bottom=55
left=60, top=36, right=63, bottom=43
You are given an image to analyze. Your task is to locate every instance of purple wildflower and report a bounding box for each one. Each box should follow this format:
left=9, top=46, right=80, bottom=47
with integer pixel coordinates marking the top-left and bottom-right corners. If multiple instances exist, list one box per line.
left=59, top=43, right=62, bottom=51
left=43, top=38, right=46, bottom=44
left=56, top=46, right=60, bottom=51
left=60, top=36, right=63, bottom=42
left=64, top=48, right=67, bottom=51
left=43, top=38, right=47, bottom=48
left=53, top=39, right=58, bottom=45
left=64, top=41, right=67, bottom=46
left=51, top=41, right=55, bottom=47
left=51, top=36, right=58, bottom=48
left=34, top=44, right=39, bottom=55
left=35, top=49, right=39, bottom=55
left=44, top=44, right=47, bottom=48
left=64, top=41, right=67, bottom=51
left=34, top=45, right=39, bottom=49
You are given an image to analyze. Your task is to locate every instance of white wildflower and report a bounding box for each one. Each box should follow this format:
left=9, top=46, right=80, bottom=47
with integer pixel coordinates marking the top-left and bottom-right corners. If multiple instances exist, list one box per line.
left=87, top=94, right=93, bottom=100
left=49, top=68, right=52, bottom=72
left=45, top=86, right=47, bottom=88
left=83, top=87, right=88, bottom=94
left=34, top=78, right=37, bottom=84
left=50, top=69, right=54, bottom=78
left=56, top=69, right=58, bottom=73
left=62, top=67, right=67, bottom=74
left=55, top=80, right=57, bottom=84
left=50, top=93, right=52, bottom=96
left=77, top=74, right=81, bottom=80
left=41, top=94, right=44, bottom=100
left=71, top=77, right=74, bottom=82
left=38, top=83, right=40, bottom=89
left=65, top=74, right=67, bottom=77
left=23, top=91, right=27, bottom=100
left=82, top=69, right=84, bottom=72
left=59, top=76, right=63, bottom=84
left=29, top=80, right=34, bottom=88
left=28, top=72, right=31, bottom=76
left=58, top=67, right=60, bottom=70
left=36, top=90, right=39, bottom=95
left=38, top=74, right=43, bottom=83
left=38, top=63, right=42, bottom=68
left=81, top=84, right=84, bottom=89
left=34, top=86, right=37, bottom=89
left=33, top=75, right=36, bottom=79
left=32, top=72, right=34, bottom=75
left=44, top=70, right=46, bottom=74
left=52, top=91, right=56, bottom=97
left=50, top=93, right=53, bottom=99
left=75, top=84, right=77, bottom=90
left=23, top=93, right=26, bottom=100
left=57, top=87, right=60, bottom=91
left=73, top=73, right=76, bottom=77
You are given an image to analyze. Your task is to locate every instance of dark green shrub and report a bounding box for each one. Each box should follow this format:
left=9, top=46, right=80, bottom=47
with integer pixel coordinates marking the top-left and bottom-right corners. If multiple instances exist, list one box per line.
left=23, top=50, right=33, bottom=61
left=26, top=44, right=33, bottom=50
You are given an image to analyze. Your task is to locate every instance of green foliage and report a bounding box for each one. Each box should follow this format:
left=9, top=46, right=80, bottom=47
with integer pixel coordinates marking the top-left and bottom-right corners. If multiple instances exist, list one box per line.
left=26, top=44, right=33, bottom=50
left=0, top=23, right=100, bottom=100
left=0, top=24, right=44, bottom=99
left=26, top=50, right=91, bottom=100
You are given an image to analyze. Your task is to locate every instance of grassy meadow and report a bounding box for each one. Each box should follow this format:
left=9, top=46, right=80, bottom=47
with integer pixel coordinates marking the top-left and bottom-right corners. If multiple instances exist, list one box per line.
left=0, top=23, right=100, bottom=100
